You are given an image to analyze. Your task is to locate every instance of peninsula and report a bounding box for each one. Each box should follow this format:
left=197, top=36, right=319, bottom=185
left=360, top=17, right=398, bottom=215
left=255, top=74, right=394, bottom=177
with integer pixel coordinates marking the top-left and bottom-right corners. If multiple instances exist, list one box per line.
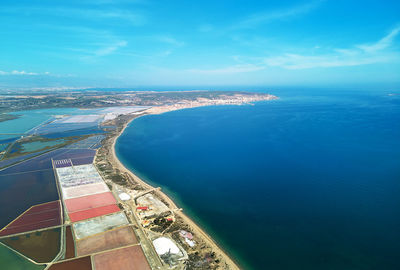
left=0, top=90, right=277, bottom=270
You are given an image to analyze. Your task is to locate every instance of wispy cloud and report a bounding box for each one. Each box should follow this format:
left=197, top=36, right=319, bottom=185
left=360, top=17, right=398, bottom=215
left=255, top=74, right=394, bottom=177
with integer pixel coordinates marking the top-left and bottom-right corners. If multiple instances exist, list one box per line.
left=71, top=40, right=128, bottom=62
left=71, top=8, right=146, bottom=25
left=188, top=64, right=264, bottom=74
left=263, top=53, right=392, bottom=69
left=0, top=6, right=146, bottom=26
left=33, top=24, right=129, bottom=60
left=185, top=25, right=400, bottom=73
left=94, top=41, right=128, bottom=56
left=0, top=70, right=50, bottom=76
left=156, top=36, right=185, bottom=47
left=262, top=26, right=400, bottom=69
left=357, top=26, right=400, bottom=53
left=232, top=0, right=323, bottom=29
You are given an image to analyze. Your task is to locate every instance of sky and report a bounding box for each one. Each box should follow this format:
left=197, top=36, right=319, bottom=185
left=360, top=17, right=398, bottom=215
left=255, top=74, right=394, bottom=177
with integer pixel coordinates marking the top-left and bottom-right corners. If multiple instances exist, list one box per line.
left=0, top=0, right=399, bottom=88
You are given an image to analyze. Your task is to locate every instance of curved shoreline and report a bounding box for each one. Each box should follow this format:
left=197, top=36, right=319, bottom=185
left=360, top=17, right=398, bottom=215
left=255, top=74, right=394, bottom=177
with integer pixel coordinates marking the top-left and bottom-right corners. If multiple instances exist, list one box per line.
left=110, top=112, right=241, bottom=270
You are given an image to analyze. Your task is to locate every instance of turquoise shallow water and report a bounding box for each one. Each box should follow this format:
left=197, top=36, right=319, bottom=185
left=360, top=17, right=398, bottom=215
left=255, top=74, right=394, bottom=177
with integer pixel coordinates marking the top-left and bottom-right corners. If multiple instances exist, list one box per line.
left=0, top=108, right=104, bottom=134
left=116, top=89, right=400, bottom=270
left=0, top=244, right=44, bottom=270
left=0, top=108, right=76, bottom=134
left=20, top=139, right=66, bottom=153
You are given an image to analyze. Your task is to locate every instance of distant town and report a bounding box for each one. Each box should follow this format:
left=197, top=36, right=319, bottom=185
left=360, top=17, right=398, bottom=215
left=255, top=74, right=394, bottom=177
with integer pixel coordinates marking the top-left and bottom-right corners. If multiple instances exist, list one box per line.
left=0, top=89, right=277, bottom=113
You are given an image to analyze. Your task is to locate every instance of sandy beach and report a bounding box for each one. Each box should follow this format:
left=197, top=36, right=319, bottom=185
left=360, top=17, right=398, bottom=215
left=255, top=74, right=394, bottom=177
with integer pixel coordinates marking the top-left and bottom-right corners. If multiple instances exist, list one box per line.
left=108, top=111, right=241, bottom=270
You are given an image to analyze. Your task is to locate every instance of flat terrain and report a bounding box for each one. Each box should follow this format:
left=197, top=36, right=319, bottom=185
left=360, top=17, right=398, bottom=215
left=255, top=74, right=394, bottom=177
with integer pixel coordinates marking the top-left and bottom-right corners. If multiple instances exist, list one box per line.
left=76, top=225, right=138, bottom=256
left=0, top=90, right=277, bottom=269
left=93, top=245, right=151, bottom=270
left=0, top=201, right=61, bottom=236
left=62, top=182, right=109, bottom=200
left=0, top=244, right=44, bottom=270
left=73, top=212, right=129, bottom=240
left=0, top=90, right=276, bottom=113
left=1, top=227, right=61, bottom=263
left=48, top=256, right=92, bottom=270
left=64, top=226, right=75, bottom=259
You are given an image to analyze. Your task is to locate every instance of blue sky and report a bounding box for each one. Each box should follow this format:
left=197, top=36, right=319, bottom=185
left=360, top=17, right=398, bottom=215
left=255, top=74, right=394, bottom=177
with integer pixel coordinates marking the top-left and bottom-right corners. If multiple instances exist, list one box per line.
left=0, top=0, right=399, bottom=88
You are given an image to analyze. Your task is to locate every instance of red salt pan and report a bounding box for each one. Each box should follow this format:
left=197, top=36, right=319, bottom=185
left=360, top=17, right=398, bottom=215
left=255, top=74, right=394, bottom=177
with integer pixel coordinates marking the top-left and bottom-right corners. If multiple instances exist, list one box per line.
left=0, top=201, right=61, bottom=236
left=64, top=192, right=117, bottom=213
left=68, top=205, right=120, bottom=223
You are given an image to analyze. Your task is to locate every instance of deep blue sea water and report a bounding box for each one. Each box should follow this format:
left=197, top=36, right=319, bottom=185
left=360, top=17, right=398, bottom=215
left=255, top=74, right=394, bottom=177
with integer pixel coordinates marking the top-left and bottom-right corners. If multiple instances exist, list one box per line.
left=116, top=89, right=400, bottom=270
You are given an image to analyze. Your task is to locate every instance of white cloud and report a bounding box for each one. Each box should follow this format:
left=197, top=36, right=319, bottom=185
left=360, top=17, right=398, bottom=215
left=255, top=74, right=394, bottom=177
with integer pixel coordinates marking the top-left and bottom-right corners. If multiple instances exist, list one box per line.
left=0, top=70, right=52, bottom=76
left=94, top=40, right=127, bottom=56
left=233, top=0, right=323, bottom=29
left=357, top=26, right=400, bottom=53
left=35, top=24, right=129, bottom=59
left=263, top=53, right=393, bottom=69
left=74, top=9, right=146, bottom=25
left=159, top=50, right=172, bottom=57
left=0, top=7, right=146, bottom=26
left=188, top=64, right=264, bottom=74
left=262, top=26, right=400, bottom=69
left=156, top=36, right=185, bottom=47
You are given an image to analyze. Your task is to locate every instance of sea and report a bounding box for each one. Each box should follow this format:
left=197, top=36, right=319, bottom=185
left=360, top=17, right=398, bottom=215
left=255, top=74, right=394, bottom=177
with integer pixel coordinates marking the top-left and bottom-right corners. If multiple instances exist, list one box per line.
left=116, top=87, right=400, bottom=270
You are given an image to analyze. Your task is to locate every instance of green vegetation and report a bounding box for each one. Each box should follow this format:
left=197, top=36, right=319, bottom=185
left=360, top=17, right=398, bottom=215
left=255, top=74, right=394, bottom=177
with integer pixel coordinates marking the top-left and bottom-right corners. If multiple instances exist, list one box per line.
left=20, top=139, right=66, bottom=153
left=3, top=135, right=88, bottom=160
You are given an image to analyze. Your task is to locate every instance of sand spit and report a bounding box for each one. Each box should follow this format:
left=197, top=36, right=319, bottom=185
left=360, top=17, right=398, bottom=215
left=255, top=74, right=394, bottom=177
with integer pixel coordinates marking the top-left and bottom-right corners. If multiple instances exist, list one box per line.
left=100, top=95, right=277, bottom=269
left=108, top=116, right=240, bottom=269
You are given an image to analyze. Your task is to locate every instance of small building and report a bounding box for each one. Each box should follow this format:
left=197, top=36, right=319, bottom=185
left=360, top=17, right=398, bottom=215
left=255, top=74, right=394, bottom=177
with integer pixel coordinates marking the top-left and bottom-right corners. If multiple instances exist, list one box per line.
left=142, top=220, right=152, bottom=227
left=118, top=192, right=131, bottom=201
left=185, top=238, right=195, bottom=247
left=179, top=230, right=193, bottom=240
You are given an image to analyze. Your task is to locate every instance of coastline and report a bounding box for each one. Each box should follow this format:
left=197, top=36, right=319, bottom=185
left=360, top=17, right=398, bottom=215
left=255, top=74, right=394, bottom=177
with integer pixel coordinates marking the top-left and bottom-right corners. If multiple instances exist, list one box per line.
left=108, top=109, right=241, bottom=270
